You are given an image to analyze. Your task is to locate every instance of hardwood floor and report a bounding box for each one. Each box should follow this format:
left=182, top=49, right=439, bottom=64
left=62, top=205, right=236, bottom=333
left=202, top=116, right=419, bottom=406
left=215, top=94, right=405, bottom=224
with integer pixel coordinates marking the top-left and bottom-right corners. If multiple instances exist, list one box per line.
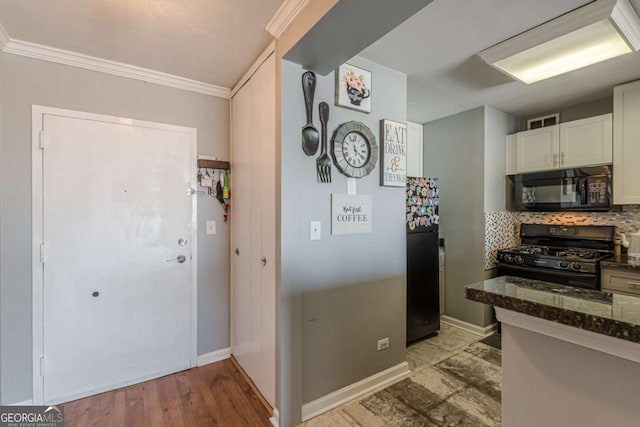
left=63, top=359, right=273, bottom=427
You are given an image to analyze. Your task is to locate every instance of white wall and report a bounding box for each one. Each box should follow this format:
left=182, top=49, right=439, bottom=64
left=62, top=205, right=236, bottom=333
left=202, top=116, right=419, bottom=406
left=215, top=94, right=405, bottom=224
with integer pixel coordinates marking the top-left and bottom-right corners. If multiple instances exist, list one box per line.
left=0, top=53, right=230, bottom=404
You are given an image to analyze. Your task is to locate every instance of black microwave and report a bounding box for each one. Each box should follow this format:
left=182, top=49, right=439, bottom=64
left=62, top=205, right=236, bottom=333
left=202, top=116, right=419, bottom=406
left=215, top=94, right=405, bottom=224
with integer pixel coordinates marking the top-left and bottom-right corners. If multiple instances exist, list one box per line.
left=515, top=165, right=612, bottom=211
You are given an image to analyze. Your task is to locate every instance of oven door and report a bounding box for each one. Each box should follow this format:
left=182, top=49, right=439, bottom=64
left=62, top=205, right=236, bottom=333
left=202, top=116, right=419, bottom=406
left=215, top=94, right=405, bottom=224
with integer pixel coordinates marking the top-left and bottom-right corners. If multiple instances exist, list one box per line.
left=515, top=166, right=612, bottom=211
left=497, top=263, right=599, bottom=290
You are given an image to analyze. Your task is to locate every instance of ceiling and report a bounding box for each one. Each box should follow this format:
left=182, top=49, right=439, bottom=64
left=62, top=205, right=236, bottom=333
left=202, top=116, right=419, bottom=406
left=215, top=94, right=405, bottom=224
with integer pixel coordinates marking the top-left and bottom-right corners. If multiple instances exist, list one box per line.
left=0, top=0, right=282, bottom=89
left=360, top=0, right=640, bottom=123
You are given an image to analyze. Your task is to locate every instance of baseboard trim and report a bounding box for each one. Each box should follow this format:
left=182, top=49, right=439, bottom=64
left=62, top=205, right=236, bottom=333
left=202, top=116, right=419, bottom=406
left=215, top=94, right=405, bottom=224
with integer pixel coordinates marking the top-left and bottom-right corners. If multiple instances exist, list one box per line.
left=269, top=408, right=280, bottom=427
left=196, top=347, right=231, bottom=366
left=441, top=315, right=497, bottom=338
left=8, top=399, right=33, bottom=406
left=301, top=361, right=411, bottom=422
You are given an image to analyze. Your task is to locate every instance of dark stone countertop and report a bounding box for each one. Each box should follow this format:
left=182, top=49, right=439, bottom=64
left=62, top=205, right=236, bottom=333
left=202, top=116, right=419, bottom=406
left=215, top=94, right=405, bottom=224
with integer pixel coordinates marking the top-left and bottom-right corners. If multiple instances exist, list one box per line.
left=601, top=255, right=640, bottom=271
left=465, top=276, right=640, bottom=344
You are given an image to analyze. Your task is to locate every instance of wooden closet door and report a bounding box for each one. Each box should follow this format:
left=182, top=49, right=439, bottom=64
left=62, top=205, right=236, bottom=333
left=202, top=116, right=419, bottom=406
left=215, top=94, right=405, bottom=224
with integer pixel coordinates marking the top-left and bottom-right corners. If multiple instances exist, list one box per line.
left=230, top=53, right=276, bottom=407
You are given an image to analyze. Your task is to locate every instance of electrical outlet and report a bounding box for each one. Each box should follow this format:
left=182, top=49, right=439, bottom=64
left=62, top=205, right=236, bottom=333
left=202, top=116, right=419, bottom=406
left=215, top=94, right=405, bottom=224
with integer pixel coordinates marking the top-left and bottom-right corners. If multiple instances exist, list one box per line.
left=310, top=221, right=321, bottom=240
left=377, top=337, right=390, bottom=351
left=206, top=220, right=217, bottom=235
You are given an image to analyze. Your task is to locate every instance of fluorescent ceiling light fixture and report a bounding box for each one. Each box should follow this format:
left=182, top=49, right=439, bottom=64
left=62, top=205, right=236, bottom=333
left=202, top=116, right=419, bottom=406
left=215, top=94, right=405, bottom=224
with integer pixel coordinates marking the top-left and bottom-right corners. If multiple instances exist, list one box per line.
left=479, top=0, right=640, bottom=84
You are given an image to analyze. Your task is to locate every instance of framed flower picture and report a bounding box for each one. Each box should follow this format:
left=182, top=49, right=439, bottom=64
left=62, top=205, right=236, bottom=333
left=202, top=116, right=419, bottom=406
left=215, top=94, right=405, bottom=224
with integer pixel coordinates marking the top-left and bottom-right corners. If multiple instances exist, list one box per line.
left=335, top=63, right=372, bottom=113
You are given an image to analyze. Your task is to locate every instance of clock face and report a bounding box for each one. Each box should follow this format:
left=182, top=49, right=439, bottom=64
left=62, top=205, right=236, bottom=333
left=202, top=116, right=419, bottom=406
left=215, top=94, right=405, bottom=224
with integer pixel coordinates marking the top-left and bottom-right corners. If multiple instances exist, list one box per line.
left=331, top=121, right=378, bottom=178
left=342, top=132, right=370, bottom=167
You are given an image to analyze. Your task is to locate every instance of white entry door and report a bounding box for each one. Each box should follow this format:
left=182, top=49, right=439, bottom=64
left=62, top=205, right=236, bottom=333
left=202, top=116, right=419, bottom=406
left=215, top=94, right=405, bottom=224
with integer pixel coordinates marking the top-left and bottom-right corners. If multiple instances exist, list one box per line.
left=35, top=108, right=196, bottom=404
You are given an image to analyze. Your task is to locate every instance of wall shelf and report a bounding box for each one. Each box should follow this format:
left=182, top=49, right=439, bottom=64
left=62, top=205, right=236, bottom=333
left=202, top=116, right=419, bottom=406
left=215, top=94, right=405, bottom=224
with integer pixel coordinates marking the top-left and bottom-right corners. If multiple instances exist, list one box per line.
left=198, top=159, right=230, bottom=170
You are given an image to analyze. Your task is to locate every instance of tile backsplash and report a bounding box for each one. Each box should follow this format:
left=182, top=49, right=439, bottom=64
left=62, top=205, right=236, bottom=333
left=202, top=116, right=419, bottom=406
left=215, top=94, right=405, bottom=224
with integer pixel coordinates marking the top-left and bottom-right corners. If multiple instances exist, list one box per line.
left=484, top=206, right=640, bottom=270
left=517, top=206, right=640, bottom=235
left=484, top=211, right=519, bottom=270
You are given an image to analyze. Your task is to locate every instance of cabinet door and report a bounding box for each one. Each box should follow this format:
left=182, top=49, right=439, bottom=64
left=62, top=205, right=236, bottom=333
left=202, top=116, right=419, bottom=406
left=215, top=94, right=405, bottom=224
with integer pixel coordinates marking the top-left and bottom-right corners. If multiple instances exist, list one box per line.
left=406, top=121, right=424, bottom=177
left=614, top=80, right=640, bottom=204
left=506, top=134, right=517, bottom=175
left=516, top=125, right=559, bottom=173
left=560, top=114, right=612, bottom=168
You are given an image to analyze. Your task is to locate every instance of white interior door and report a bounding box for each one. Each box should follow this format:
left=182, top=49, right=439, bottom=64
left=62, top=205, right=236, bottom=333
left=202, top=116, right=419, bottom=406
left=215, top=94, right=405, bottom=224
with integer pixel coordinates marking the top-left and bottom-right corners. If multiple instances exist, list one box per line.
left=38, top=110, right=196, bottom=403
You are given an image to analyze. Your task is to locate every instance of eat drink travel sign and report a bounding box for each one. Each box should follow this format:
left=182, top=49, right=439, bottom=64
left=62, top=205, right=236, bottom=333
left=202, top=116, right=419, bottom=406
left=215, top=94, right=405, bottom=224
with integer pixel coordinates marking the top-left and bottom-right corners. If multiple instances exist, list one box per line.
left=380, top=119, right=407, bottom=187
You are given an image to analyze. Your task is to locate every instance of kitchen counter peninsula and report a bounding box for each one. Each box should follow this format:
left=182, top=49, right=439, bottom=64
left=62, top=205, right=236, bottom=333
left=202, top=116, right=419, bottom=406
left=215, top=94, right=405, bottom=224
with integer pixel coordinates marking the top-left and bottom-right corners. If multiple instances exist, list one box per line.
left=466, top=276, right=640, bottom=427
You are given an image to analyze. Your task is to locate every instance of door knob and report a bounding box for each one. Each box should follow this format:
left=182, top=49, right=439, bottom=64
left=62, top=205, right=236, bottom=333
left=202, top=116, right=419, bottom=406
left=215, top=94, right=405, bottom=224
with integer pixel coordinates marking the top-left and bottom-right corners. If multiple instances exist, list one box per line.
left=235, top=248, right=240, bottom=256
left=260, top=256, right=267, bottom=266
left=166, top=255, right=187, bottom=263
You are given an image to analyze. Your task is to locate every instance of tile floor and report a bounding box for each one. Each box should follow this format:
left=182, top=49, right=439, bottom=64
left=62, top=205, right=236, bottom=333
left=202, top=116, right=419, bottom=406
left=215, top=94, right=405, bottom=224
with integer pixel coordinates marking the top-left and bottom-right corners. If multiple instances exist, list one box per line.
left=300, top=323, right=502, bottom=427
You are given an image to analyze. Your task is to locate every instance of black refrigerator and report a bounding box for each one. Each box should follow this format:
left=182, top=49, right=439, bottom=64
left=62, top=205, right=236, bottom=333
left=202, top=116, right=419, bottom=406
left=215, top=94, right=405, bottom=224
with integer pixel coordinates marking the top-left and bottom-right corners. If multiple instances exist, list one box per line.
left=406, top=176, right=440, bottom=343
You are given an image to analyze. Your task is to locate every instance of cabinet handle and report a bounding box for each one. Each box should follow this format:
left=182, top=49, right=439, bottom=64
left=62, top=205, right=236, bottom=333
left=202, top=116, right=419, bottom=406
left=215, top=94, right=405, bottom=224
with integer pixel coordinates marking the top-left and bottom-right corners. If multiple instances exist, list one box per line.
left=628, top=281, right=640, bottom=287
left=260, top=256, right=267, bottom=266
left=553, top=153, right=558, bottom=167
left=560, top=152, right=565, bottom=166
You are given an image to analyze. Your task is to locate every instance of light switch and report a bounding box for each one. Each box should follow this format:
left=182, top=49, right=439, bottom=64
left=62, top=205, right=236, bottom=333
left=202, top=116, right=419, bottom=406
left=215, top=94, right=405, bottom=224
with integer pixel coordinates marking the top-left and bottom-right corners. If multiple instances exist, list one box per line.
left=206, top=220, right=217, bottom=235
left=310, top=221, right=321, bottom=241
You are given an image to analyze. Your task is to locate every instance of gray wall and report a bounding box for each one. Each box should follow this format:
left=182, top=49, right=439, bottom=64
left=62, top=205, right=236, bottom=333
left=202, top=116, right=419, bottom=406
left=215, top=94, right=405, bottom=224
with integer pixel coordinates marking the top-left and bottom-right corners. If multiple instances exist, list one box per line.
left=280, top=56, right=407, bottom=408
left=0, top=54, right=230, bottom=404
left=519, top=97, right=613, bottom=131
left=484, top=106, right=517, bottom=212
left=423, top=107, right=491, bottom=327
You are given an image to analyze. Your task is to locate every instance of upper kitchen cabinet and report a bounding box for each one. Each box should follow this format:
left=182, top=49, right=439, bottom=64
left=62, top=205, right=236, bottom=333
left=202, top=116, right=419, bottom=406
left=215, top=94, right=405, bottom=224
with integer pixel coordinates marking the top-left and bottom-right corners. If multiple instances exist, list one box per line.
left=516, top=125, right=559, bottom=173
left=560, top=114, right=612, bottom=168
left=614, top=80, right=640, bottom=205
left=509, top=113, right=613, bottom=174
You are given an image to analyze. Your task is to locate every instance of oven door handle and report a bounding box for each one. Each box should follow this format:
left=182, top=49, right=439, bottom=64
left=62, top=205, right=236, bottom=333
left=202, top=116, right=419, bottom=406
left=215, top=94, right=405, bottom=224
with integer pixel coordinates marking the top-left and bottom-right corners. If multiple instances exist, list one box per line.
left=497, top=263, right=596, bottom=280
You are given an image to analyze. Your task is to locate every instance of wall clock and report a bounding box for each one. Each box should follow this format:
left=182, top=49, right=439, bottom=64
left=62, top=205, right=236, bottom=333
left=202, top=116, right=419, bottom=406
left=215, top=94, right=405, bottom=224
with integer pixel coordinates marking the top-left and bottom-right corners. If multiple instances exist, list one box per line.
left=331, top=121, right=378, bottom=178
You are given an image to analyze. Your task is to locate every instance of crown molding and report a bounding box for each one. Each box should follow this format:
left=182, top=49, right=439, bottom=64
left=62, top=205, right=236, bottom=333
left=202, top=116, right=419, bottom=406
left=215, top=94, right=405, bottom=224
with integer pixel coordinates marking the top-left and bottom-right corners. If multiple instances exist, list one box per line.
left=611, top=0, right=640, bottom=50
left=0, top=19, right=9, bottom=50
left=1, top=38, right=231, bottom=98
left=265, top=0, right=310, bottom=38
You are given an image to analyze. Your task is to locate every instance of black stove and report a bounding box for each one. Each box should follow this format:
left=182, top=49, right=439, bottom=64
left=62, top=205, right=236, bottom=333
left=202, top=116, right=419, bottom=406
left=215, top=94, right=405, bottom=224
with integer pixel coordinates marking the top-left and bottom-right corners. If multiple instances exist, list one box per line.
left=497, top=224, right=615, bottom=290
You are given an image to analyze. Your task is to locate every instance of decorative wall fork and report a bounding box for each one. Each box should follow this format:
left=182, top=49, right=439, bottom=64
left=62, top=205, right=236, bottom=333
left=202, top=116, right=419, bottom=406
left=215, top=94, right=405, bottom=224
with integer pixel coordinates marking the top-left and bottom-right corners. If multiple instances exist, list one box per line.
left=316, top=102, right=331, bottom=183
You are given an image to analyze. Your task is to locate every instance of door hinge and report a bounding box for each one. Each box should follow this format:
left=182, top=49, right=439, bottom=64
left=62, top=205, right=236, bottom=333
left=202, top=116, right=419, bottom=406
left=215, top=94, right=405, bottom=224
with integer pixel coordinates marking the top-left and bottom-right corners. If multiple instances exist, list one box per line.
left=40, top=243, right=45, bottom=264
left=40, top=357, right=45, bottom=376
left=39, top=131, right=45, bottom=149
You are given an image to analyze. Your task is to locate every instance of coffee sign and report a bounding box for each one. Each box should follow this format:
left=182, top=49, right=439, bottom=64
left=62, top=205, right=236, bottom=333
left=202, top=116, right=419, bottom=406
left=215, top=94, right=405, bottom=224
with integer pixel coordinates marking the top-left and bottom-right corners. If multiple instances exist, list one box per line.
left=331, top=194, right=373, bottom=235
left=380, top=119, right=407, bottom=187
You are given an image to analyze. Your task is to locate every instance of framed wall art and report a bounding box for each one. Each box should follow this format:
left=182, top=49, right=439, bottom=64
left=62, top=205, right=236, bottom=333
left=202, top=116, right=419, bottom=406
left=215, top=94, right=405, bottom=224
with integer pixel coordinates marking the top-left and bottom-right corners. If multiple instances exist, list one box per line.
left=331, top=194, right=373, bottom=235
left=380, top=119, right=407, bottom=187
left=335, top=63, right=372, bottom=113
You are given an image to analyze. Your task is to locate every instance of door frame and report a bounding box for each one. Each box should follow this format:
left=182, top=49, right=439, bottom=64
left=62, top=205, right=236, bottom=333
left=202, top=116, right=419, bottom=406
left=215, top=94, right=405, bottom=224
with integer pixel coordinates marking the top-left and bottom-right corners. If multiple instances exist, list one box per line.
left=31, top=105, right=198, bottom=404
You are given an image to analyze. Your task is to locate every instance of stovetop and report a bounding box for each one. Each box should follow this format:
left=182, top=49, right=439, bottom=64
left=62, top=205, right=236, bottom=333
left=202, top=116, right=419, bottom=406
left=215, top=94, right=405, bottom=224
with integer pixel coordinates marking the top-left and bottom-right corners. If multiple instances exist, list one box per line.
left=497, top=245, right=612, bottom=276
left=500, top=245, right=611, bottom=262
left=496, top=224, right=615, bottom=290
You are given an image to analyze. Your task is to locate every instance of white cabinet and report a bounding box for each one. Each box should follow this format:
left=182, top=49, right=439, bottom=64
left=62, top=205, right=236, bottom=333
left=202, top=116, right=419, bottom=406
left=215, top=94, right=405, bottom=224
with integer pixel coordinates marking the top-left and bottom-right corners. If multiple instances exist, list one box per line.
left=614, top=80, right=640, bottom=205
left=506, top=134, right=517, bottom=175
left=509, top=113, right=613, bottom=174
left=406, top=121, right=424, bottom=177
left=231, top=53, right=276, bottom=406
left=560, top=114, right=612, bottom=168
left=516, top=125, right=559, bottom=172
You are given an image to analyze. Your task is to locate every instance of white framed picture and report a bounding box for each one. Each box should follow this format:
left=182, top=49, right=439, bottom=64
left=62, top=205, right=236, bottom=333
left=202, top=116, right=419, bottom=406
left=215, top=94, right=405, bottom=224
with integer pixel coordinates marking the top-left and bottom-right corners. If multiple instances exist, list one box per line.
left=335, top=63, right=372, bottom=113
left=331, top=194, right=373, bottom=235
left=380, top=119, right=407, bottom=187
